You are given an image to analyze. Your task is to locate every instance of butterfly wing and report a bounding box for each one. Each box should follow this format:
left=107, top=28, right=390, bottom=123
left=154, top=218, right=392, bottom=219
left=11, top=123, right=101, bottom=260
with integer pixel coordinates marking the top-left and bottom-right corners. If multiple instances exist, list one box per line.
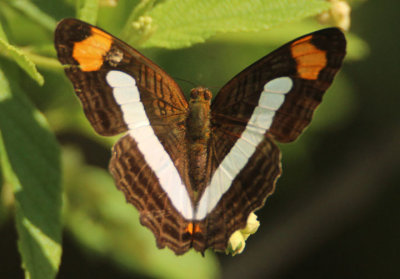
left=193, top=28, right=346, bottom=251
left=55, top=18, right=195, bottom=254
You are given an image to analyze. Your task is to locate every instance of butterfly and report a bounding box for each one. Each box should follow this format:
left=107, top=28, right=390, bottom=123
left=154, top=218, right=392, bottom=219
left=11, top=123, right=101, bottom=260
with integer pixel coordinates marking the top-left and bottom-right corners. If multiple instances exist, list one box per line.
left=54, top=18, right=346, bottom=255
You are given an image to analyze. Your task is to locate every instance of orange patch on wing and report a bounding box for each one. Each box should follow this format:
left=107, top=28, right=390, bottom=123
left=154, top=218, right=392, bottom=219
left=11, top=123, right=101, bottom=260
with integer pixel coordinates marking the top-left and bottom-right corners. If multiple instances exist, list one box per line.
left=185, top=223, right=194, bottom=234
left=194, top=224, right=202, bottom=233
left=293, top=35, right=313, bottom=45
left=72, top=27, right=112, bottom=72
left=291, top=36, right=327, bottom=80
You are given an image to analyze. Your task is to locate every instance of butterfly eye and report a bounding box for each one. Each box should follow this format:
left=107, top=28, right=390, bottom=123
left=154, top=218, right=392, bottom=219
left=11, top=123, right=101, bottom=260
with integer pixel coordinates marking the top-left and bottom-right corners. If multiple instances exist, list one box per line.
left=203, top=89, right=212, bottom=101
left=190, top=89, right=198, bottom=99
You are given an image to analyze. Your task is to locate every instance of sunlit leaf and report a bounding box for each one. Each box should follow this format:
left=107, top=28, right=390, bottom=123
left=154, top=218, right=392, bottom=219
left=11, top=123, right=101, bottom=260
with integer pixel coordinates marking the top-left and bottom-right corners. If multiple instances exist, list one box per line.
left=138, top=0, right=330, bottom=48
left=0, top=67, right=62, bottom=279
left=9, top=0, right=57, bottom=32
left=77, top=0, right=100, bottom=24
left=0, top=25, right=44, bottom=85
left=0, top=23, right=7, bottom=41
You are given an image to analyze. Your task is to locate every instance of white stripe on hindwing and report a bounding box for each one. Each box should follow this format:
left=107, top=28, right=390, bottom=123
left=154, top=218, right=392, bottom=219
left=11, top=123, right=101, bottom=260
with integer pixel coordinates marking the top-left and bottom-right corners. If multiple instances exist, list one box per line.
left=195, top=76, right=293, bottom=220
left=106, top=70, right=194, bottom=219
left=106, top=71, right=293, bottom=221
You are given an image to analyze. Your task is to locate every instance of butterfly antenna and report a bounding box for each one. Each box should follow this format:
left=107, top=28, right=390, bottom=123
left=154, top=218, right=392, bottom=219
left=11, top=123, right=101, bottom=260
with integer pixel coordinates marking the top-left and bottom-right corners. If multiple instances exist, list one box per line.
left=173, top=77, right=221, bottom=92
left=206, top=85, right=221, bottom=91
left=173, top=77, right=198, bottom=88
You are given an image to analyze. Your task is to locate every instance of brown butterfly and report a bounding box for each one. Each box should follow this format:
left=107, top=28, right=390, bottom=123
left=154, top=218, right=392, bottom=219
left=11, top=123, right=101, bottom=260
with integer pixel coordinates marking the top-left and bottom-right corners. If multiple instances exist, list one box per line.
left=54, top=18, right=346, bottom=255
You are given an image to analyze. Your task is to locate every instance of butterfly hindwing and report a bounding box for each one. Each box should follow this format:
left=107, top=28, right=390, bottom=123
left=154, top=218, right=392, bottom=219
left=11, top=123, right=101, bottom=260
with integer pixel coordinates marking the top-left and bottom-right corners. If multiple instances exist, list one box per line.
left=191, top=135, right=281, bottom=252
left=110, top=134, right=195, bottom=254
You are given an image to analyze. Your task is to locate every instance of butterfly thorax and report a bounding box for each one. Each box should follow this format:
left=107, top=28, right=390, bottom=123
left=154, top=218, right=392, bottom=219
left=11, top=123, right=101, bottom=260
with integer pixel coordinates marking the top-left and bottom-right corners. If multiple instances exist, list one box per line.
left=186, top=87, right=212, bottom=195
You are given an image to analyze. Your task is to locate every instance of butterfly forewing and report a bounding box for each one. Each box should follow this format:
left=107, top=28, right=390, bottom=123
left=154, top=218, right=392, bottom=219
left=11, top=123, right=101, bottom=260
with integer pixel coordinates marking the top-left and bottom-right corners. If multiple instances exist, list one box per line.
left=55, top=18, right=188, bottom=134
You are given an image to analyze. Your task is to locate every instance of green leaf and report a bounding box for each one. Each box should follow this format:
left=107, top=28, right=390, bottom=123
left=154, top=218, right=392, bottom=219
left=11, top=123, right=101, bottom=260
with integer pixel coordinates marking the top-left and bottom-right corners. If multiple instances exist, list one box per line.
left=308, top=74, right=356, bottom=132
left=9, top=0, right=57, bottom=32
left=0, top=23, right=7, bottom=41
left=213, top=20, right=369, bottom=61
left=0, top=24, right=44, bottom=85
left=139, top=0, right=331, bottom=48
left=77, top=0, right=100, bottom=24
left=0, top=66, right=62, bottom=279
left=345, top=31, right=370, bottom=60
left=0, top=135, right=5, bottom=225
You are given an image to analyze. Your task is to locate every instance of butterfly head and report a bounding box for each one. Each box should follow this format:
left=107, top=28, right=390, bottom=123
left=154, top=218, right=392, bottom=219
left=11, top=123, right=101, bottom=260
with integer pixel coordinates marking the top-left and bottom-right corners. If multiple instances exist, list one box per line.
left=189, top=87, right=212, bottom=104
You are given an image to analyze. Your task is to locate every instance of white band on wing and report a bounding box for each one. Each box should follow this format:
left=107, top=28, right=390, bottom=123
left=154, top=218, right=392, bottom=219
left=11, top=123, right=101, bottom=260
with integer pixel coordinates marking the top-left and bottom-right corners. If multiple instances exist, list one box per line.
left=106, top=70, right=194, bottom=220
left=195, top=77, right=293, bottom=220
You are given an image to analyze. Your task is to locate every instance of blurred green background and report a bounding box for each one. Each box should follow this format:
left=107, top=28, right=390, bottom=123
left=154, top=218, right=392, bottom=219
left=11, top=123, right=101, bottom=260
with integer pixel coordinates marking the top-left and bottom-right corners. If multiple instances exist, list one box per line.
left=0, top=0, right=399, bottom=278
